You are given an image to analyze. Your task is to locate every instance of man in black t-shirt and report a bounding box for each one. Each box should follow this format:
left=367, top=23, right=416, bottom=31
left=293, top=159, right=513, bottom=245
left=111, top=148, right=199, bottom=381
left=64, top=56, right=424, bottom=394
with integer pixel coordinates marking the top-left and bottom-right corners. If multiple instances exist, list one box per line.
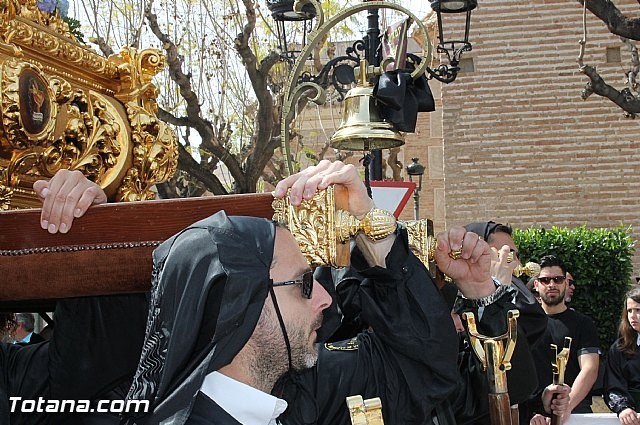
left=522, top=254, right=600, bottom=423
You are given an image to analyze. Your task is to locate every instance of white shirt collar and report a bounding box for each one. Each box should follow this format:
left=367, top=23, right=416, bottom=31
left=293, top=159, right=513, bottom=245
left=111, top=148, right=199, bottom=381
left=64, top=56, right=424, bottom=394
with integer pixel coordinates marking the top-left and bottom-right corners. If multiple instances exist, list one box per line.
left=636, top=334, right=640, bottom=346
left=200, top=371, right=288, bottom=425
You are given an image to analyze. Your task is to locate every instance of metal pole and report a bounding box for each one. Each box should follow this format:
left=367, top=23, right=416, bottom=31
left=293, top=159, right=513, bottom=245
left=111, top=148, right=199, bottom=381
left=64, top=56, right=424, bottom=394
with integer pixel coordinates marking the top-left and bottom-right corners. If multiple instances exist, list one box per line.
left=413, top=188, right=420, bottom=220
left=365, top=6, right=383, bottom=181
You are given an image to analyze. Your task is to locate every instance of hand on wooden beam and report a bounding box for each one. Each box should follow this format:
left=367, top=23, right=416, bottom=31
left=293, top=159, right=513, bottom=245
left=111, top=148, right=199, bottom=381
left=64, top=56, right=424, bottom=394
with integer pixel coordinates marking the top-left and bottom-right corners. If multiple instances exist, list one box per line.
left=33, top=169, right=107, bottom=234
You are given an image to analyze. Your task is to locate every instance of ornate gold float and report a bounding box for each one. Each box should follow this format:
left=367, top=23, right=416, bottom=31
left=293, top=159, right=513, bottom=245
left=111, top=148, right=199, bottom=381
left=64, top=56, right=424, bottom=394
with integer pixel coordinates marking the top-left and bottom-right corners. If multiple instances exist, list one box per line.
left=0, top=0, right=177, bottom=210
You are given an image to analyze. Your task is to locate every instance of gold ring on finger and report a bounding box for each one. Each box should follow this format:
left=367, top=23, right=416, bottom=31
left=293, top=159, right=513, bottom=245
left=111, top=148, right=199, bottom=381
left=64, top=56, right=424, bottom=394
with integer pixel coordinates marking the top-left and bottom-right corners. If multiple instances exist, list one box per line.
left=449, top=249, right=463, bottom=260
left=506, top=252, right=514, bottom=263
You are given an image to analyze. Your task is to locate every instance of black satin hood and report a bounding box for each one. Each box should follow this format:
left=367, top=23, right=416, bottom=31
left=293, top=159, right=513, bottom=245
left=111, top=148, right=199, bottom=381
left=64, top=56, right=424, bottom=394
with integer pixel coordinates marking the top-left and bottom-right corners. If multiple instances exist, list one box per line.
left=125, top=211, right=275, bottom=424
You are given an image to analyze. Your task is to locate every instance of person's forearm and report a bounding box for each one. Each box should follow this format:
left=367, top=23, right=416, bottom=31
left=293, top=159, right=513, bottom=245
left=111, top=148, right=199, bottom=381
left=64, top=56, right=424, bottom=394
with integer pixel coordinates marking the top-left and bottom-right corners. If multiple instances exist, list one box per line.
left=354, top=233, right=396, bottom=268
left=568, top=369, right=598, bottom=411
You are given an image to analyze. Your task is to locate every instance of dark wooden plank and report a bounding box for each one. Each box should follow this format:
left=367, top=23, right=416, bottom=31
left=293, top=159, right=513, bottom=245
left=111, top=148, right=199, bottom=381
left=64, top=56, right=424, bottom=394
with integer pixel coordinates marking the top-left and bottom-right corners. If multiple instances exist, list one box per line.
left=0, top=194, right=274, bottom=302
left=0, top=193, right=274, bottom=249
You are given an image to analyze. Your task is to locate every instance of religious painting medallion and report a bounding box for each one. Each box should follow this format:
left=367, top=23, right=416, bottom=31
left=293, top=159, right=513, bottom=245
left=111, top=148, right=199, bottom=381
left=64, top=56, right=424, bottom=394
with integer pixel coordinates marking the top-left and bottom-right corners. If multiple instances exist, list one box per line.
left=1, top=60, right=57, bottom=148
left=18, top=67, right=51, bottom=136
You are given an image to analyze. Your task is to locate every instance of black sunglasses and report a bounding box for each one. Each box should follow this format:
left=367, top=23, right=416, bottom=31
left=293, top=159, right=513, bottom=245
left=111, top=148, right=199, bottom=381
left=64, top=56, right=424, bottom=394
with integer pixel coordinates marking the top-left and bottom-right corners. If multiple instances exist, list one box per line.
left=537, top=275, right=566, bottom=285
left=567, top=279, right=576, bottom=286
left=272, top=271, right=314, bottom=299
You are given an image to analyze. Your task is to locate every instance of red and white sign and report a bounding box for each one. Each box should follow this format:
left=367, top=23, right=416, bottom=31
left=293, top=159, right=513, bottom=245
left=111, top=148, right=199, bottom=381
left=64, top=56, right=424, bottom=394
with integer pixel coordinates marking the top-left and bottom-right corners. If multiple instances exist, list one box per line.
left=369, top=181, right=416, bottom=218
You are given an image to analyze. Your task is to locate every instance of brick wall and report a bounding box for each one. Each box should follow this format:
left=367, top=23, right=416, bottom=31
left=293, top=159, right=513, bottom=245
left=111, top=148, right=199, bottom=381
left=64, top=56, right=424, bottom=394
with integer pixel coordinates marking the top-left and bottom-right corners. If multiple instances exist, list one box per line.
left=436, top=0, right=640, bottom=277
left=293, top=1, right=640, bottom=278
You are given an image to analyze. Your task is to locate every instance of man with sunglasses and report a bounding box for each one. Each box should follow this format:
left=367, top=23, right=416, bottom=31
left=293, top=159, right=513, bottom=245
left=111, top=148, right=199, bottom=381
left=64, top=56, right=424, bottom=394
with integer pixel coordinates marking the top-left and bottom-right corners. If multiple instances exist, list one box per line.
left=524, top=254, right=600, bottom=421
left=123, top=160, right=541, bottom=425
left=565, top=272, right=576, bottom=303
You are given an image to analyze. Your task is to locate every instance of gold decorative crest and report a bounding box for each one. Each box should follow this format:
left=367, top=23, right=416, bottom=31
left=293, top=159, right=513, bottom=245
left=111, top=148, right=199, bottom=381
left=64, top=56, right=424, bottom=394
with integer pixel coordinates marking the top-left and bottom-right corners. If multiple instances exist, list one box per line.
left=117, top=101, right=178, bottom=202
left=0, top=3, right=178, bottom=210
left=272, top=185, right=349, bottom=267
left=404, top=219, right=437, bottom=271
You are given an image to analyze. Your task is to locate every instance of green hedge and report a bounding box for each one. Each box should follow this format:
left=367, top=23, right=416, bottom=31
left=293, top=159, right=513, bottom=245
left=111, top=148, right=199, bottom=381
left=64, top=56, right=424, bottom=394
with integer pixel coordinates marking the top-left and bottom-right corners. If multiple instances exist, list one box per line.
left=513, top=225, right=635, bottom=353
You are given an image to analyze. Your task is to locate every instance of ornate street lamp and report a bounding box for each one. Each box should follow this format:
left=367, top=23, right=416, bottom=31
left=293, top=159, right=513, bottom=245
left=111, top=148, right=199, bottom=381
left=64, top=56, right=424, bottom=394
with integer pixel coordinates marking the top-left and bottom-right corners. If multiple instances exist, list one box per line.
left=427, top=0, right=477, bottom=83
left=406, top=157, right=425, bottom=220
left=266, top=0, right=319, bottom=62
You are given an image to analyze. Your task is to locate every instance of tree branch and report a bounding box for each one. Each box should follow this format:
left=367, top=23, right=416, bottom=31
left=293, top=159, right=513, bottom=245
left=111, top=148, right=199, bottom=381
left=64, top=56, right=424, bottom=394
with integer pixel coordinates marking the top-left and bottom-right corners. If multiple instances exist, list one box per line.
left=579, top=0, right=640, bottom=41
left=157, top=108, right=192, bottom=127
left=234, top=0, right=280, bottom=191
left=144, top=0, right=244, bottom=185
left=580, top=64, right=640, bottom=115
left=89, top=36, right=115, bottom=57
left=176, top=143, right=229, bottom=195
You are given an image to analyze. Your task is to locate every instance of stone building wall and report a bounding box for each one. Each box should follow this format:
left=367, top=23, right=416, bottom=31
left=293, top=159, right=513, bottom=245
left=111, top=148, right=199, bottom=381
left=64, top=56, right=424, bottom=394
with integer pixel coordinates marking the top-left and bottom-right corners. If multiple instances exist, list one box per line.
left=437, top=0, right=640, bottom=277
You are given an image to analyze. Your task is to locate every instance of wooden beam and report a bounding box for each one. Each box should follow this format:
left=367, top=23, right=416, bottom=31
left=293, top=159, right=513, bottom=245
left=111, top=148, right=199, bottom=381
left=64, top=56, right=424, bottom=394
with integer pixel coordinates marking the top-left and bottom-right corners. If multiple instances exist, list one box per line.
left=0, top=194, right=274, bottom=302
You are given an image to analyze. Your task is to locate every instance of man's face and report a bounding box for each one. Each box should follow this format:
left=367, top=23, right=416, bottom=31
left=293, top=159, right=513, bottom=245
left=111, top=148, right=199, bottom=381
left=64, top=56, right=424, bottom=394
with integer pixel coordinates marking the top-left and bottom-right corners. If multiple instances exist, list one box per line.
left=487, top=232, right=520, bottom=265
left=266, top=228, right=332, bottom=372
left=10, top=323, right=28, bottom=342
left=565, top=272, right=575, bottom=302
left=535, top=266, right=566, bottom=307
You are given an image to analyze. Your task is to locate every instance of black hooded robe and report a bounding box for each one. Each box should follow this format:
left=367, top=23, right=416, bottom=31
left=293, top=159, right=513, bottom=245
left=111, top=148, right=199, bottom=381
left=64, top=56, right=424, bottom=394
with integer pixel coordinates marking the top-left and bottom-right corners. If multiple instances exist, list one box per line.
left=125, top=212, right=540, bottom=425
left=1, top=294, right=147, bottom=425
left=125, top=212, right=460, bottom=425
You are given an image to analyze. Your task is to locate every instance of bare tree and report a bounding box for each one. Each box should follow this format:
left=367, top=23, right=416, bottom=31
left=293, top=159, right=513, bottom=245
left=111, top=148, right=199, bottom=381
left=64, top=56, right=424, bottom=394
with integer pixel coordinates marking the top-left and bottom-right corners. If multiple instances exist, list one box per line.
left=77, top=0, right=288, bottom=196
left=577, top=0, right=640, bottom=117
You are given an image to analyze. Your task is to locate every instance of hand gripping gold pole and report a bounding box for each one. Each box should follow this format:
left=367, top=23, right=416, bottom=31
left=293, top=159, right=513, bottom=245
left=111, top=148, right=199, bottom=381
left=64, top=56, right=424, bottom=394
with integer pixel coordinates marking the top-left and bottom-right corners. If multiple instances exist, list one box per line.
left=550, top=337, right=572, bottom=425
left=272, top=185, right=483, bottom=271
left=462, top=310, right=520, bottom=425
left=272, top=185, right=398, bottom=267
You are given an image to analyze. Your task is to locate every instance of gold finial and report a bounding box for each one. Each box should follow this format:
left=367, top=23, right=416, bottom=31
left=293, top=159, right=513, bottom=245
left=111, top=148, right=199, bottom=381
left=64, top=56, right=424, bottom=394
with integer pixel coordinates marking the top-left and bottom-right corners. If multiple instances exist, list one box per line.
left=513, top=261, right=541, bottom=278
left=551, top=337, right=572, bottom=385
left=347, top=395, right=385, bottom=425
left=462, top=309, right=519, bottom=394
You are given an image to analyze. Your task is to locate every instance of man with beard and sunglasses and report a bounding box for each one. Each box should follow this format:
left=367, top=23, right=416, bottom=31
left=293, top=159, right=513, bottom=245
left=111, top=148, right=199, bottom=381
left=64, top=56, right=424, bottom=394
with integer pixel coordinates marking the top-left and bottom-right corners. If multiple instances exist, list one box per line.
left=122, top=160, right=542, bottom=425
left=522, top=254, right=601, bottom=422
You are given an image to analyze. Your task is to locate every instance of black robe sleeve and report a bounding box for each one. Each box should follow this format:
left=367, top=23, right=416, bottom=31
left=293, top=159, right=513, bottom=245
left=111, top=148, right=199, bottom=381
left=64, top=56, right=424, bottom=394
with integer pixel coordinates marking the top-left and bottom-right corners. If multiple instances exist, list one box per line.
left=48, top=294, right=147, bottom=402
left=604, top=339, right=640, bottom=414
left=1, top=294, right=147, bottom=425
left=1, top=341, right=51, bottom=425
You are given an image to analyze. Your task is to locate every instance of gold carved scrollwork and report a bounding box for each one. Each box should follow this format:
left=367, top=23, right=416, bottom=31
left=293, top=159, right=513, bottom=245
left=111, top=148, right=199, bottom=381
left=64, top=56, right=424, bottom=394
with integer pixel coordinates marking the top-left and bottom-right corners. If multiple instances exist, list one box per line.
left=404, top=220, right=436, bottom=271
left=1, top=59, right=56, bottom=147
left=18, top=0, right=74, bottom=41
left=0, top=166, right=12, bottom=210
left=0, top=2, right=119, bottom=80
left=272, top=186, right=344, bottom=267
left=39, top=90, right=123, bottom=182
left=0, top=0, right=20, bottom=25
left=113, top=48, right=165, bottom=107
left=0, top=149, right=38, bottom=209
left=117, top=102, right=178, bottom=202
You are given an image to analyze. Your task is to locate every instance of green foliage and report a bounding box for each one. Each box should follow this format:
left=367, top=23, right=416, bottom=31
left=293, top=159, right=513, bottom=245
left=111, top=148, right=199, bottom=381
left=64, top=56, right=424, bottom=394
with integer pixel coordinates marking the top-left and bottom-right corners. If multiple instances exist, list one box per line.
left=513, top=225, right=635, bottom=353
left=64, top=17, right=86, bottom=44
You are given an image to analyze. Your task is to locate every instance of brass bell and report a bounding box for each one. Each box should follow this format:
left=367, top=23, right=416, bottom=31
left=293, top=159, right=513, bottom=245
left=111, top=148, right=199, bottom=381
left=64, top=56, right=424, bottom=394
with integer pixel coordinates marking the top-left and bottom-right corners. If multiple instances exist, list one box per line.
left=330, top=60, right=404, bottom=151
